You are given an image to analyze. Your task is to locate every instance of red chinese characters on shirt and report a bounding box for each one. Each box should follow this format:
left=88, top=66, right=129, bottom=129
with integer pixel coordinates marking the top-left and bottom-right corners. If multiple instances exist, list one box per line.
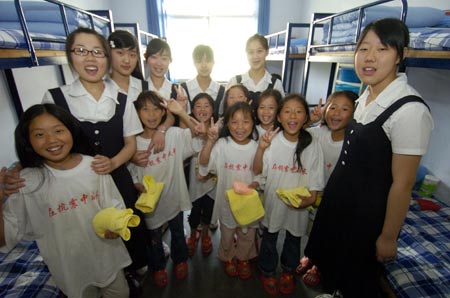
left=271, top=163, right=307, bottom=175
left=224, top=162, right=253, bottom=172
left=48, top=191, right=100, bottom=218
left=147, top=147, right=176, bottom=167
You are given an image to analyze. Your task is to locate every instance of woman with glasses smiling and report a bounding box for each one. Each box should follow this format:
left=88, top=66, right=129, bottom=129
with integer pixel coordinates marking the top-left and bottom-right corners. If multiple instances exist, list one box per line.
left=40, top=26, right=148, bottom=297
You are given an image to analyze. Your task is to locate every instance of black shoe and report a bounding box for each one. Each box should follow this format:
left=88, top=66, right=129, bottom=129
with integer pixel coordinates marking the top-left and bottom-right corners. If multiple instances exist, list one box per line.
left=125, top=272, right=142, bottom=298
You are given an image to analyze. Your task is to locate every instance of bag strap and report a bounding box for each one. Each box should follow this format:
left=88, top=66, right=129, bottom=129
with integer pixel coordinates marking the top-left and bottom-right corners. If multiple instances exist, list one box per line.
left=214, top=85, right=225, bottom=119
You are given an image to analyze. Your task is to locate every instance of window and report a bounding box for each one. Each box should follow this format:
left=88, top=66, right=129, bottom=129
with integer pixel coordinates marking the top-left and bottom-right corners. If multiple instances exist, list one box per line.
left=164, top=0, right=258, bottom=82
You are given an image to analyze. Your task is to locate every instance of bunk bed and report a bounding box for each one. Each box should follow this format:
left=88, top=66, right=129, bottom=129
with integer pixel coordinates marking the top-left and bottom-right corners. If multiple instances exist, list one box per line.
left=302, top=0, right=450, bottom=95
left=114, top=22, right=159, bottom=78
left=265, top=19, right=335, bottom=93
left=301, top=0, right=450, bottom=297
left=0, top=1, right=114, bottom=296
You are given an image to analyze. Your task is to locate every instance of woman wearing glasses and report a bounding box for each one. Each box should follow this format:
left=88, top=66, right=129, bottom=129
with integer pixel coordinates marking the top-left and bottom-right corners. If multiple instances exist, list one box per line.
left=40, top=27, right=147, bottom=297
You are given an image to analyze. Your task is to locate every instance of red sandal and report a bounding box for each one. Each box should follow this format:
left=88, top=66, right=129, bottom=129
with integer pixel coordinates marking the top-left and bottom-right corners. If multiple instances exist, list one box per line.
left=186, top=231, right=200, bottom=257
left=302, top=265, right=320, bottom=286
left=279, top=272, right=295, bottom=294
left=237, top=260, right=252, bottom=280
left=175, top=262, right=188, bottom=280
left=261, top=275, right=278, bottom=295
left=153, top=269, right=168, bottom=287
left=201, top=235, right=213, bottom=254
left=223, top=260, right=238, bottom=277
left=296, top=256, right=313, bottom=275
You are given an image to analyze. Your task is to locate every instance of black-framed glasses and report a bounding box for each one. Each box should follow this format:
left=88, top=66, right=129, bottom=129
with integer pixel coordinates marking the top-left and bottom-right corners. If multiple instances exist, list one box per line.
left=71, top=47, right=107, bottom=58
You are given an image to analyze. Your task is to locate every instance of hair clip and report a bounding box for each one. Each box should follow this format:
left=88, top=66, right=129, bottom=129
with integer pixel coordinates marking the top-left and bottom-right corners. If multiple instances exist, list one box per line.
left=109, top=40, right=116, bottom=49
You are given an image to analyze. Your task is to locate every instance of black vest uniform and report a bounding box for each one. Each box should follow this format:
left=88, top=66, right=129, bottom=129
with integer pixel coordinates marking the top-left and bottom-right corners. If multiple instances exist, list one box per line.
left=305, top=96, right=428, bottom=298
left=49, top=88, right=148, bottom=271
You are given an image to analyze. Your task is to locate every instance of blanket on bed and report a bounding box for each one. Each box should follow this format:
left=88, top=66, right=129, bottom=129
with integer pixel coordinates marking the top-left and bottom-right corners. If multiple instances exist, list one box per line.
left=0, top=240, right=59, bottom=298
left=384, top=197, right=450, bottom=298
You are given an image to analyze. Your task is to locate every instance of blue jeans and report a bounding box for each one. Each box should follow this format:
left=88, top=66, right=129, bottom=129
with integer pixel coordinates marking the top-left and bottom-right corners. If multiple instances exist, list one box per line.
left=147, top=212, right=188, bottom=271
left=258, top=227, right=300, bottom=276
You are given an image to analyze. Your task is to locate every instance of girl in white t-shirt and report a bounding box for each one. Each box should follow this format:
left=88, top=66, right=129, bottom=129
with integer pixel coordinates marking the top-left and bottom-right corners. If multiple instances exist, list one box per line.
left=253, top=94, right=324, bottom=295
left=185, top=93, right=217, bottom=257
left=1, top=104, right=131, bottom=298
left=128, top=91, right=202, bottom=288
left=308, top=90, right=358, bottom=187
left=199, top=101, right=259, bottom=280
left=255, top=89, right=282, bottom=137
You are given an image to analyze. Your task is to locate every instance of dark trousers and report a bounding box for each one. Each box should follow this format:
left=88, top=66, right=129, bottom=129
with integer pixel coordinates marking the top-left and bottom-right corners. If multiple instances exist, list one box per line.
left=110, top=166, right=148, bottom=272
left=258, top=228, right=300, bottom=275
left=147, top=212, right=188, bottom=271
left=188, top=194, right=214, bottom=229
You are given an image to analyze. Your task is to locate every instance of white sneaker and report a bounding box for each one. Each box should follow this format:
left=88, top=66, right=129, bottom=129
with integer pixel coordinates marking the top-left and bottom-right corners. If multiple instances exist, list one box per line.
left=315, top=295, right=333, bottom=298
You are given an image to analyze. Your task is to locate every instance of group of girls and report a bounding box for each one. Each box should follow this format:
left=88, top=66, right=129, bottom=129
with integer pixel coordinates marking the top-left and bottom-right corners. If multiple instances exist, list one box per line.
left=0, top=17, right=434, bottom=298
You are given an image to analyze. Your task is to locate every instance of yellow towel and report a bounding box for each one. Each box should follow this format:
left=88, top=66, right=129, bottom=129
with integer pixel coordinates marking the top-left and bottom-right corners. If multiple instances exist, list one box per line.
left=135, top=175, right=164, bottom=213
left=93, top=207, right=140, bottom=241
left=276, top=187, right=311, bottom=208
left=226, top=189, right=265, bottom=226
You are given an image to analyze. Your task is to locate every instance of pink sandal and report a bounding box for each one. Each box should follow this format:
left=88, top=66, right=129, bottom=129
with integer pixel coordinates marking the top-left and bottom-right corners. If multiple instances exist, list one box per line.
left=302, top=265, right=320, bottom=286
left=296, top=256, right=313, bottom=275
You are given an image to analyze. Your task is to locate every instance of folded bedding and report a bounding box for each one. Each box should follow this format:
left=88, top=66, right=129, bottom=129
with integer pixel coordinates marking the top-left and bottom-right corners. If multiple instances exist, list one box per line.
left=0, top=28, right=66, bottom=50
left=330, top=6, right=445, bottom=28
left=322, top=6, right=449, bottom=49
left=0, top=1, right=90, bottom=24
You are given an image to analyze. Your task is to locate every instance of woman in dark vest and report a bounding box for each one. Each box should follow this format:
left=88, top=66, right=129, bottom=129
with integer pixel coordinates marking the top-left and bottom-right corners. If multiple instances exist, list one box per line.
left=304, top=19, right=433, bottom=298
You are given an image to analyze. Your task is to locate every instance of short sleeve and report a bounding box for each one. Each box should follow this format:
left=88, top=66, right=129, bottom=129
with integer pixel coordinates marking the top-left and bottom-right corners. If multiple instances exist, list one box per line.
left=388, top=103, right=434, bottom=155
left=2, top=194, right=28, bottom=250
left=123, top=97, right=144, bottom=137
left=98, top=174, right=126, bottom=209
left=198, top=141, right=219, bottom=177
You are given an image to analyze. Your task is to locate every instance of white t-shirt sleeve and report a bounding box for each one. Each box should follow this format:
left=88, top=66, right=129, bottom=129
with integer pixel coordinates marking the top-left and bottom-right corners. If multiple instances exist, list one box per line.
left=2, top=194, right=29, bottom=250
left=388, top=103, right=433, bottom=155
left=198, top=141, right=219, bottom=177
left=123, top=98, right=144, bottom=137
left=98, top=174, right=126, bottom=209
left=306, top=140, right=325, bottom=191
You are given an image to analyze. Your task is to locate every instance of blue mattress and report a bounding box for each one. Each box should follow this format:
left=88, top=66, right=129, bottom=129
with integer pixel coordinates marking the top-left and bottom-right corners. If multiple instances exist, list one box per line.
left=384, top=196, right=450, bottom=298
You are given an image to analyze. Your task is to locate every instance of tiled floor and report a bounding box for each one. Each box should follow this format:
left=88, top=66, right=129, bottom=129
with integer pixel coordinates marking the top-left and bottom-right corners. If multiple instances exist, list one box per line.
left=139, top=214, right=327, bottom=298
